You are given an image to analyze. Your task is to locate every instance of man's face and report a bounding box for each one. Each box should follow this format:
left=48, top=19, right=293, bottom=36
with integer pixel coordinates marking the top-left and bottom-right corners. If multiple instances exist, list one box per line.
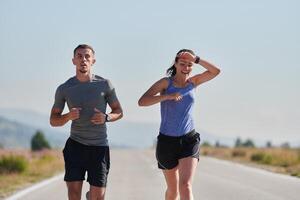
left=72, top=48, right=95, bottom=74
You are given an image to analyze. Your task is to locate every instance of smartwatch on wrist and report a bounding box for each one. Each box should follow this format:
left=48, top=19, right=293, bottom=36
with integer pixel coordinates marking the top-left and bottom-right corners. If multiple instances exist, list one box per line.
left=195, top=56, right=200, bottom=64
left=105, top=114, right=111, bottom=122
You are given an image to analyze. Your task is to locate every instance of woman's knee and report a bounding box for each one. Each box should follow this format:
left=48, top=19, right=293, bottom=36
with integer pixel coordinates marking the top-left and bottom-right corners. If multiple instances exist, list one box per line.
left=166, top=187, right=179, bottom=199
left=179, top=180, right=192, bottom=192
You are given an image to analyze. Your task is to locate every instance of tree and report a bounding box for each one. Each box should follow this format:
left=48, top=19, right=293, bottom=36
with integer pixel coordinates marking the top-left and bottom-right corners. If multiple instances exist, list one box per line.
left=266, top=141, right=272, bottom=148
left=31, top=130, right=51, bottom=151
left=235, top=137, right=242, bottom=147
left=242, top=139, right=255, bottom=148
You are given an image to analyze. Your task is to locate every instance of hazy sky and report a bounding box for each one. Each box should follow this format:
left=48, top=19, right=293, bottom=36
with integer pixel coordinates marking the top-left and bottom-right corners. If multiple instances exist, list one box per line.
left=0, top=0, right=299, bottom=145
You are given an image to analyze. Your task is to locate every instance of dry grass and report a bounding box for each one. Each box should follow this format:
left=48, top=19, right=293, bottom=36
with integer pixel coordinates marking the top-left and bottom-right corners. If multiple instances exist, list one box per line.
left=201, top=147, right=300, bottom=177
left=0, top=149, right=64, bottom=199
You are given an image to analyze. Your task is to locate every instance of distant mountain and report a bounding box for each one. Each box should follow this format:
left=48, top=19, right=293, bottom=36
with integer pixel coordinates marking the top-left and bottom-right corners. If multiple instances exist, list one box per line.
left=0, top=108, right=233, bottom=149
left=0, top=108, right=69, bottom=132
left=0, top=116, right=36, bottom=148
left=0, top=108, right=69, bottom=149
left=0, top=116, right=67, bottom=149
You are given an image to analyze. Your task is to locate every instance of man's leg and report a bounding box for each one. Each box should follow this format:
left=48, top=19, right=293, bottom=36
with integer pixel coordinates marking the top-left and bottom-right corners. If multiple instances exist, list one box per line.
left=87, top=146, right=110, bottom=200
left=87, top=185, right=106, bottom=200
left=63, top=138, right=86, bottom=200
left=66, top=181, right=83, bottom=200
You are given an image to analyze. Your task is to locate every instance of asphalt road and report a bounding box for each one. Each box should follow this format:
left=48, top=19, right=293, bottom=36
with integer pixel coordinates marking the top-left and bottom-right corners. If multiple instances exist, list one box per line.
left=6, top=149, right=300, bottom=200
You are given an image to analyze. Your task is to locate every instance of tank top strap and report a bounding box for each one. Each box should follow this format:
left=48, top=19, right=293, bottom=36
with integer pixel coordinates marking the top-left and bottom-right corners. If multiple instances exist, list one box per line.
left=166, top=77, right=194, bottom=90
left=166, top=77, right=173, bottom=90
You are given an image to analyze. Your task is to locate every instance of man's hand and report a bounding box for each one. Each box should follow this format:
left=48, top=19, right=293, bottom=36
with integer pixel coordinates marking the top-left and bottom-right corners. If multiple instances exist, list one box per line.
left=68, top=108, right=81, bottom=120
left=91, top=108, right=106, bottom=124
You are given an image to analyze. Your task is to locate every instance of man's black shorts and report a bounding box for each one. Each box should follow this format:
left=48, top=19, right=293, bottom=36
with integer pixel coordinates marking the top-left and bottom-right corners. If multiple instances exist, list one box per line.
left=63, top=138, right=110, bottom=187
left=156, top=130, right=200, bottom=170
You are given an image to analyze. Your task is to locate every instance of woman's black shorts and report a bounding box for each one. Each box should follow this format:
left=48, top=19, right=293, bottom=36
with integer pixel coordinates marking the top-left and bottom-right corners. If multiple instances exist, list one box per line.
left=63, top=138, right=110, bottom=187
left=156, top=130, right=200, bottom=170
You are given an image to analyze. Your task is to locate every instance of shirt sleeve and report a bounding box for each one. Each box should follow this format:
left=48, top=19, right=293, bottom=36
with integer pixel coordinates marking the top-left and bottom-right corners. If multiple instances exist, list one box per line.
left=105, top=79, right=118, bottom=104
left=52, top=85, right=65, bottom=111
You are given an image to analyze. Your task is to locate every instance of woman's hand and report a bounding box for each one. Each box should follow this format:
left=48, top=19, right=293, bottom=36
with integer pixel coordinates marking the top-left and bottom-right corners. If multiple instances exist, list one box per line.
left=167, top=92, right=183, bottom=101
left=177, top=52, right=198, bottom=63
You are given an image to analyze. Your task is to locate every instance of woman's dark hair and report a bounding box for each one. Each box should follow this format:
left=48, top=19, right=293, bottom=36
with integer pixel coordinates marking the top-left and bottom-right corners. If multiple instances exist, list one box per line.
left=166, top=49, right=195, bottom=77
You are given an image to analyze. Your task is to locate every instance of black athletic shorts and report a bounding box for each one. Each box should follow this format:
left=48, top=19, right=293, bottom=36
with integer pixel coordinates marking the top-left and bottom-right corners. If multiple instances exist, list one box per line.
left=156, top=130, right=200, bottom=170
left=63, top=138, right=110, bottom=187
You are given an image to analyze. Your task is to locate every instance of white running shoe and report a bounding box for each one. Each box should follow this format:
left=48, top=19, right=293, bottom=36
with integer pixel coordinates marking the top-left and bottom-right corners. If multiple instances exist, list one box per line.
left=86, top=191, right=90, bottom=200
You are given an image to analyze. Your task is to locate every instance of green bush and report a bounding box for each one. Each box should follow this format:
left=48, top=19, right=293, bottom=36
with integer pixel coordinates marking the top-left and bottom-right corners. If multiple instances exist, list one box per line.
left=262, top=154, right=273, bottom=164
left=278, top=160, right=290, bottom=167
left=251, top=152, right=272, bottom=164
left=251, top=153, right=264, bottom=161
left=0, top=155, right=28, bottom=174
left=291, top=172, right=300, bottom=177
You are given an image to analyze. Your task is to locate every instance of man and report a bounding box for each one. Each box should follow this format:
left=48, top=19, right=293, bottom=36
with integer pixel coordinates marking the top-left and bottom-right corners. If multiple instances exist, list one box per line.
left=50, top=44, right=123, bottom=200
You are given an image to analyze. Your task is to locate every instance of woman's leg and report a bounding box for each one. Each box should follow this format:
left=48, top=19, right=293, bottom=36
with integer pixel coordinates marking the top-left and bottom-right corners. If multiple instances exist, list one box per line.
left=178, top=157, right=198, bottom=200
left=162, top=167, right=179, bottom=200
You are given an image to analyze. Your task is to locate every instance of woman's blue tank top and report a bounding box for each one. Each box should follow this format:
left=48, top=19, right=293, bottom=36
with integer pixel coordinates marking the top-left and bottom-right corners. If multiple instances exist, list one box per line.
left=159, top=77, right=195, bottom=137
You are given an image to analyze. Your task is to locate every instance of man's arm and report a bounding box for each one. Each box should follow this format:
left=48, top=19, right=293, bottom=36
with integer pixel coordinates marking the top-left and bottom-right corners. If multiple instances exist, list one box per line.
left=90, top=101, right=123, bottom=125
left=106, top=100, right=123, bottom=122
left=50, top=107, right=80, bottom=127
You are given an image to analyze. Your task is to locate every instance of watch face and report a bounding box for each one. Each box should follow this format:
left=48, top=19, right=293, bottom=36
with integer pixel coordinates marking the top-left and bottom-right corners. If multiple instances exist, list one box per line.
left=106, top=114, right=111, bottom=122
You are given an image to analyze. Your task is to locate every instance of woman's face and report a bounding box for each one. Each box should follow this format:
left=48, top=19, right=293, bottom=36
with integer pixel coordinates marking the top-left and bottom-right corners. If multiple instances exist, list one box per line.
left=175, top=52, right=195, bottom=76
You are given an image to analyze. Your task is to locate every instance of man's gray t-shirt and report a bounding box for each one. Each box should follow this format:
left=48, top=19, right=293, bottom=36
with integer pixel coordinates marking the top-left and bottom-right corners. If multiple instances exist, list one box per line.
left=52, top=74, right=118, bottom=146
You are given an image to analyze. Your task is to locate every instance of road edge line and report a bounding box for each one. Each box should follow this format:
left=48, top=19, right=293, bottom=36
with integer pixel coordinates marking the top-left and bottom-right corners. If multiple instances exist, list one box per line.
left=5, top=173, right=64, bottom=200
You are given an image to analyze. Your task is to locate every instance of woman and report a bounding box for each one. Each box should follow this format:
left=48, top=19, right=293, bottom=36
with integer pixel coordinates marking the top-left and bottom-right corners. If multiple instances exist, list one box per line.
left=138, top=49, right=220, bottom=200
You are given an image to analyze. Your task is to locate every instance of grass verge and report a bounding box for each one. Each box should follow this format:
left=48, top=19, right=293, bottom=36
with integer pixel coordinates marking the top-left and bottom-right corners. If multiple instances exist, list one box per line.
left=201, top=146, right=300, bottom=178
left=0, top=149, right=64, bottom=199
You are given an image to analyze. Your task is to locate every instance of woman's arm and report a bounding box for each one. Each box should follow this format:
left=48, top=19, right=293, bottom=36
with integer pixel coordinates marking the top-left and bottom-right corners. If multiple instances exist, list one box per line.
left=138, top=78, right=182, bottom=106
left=189, top=58, right=221, bottom=87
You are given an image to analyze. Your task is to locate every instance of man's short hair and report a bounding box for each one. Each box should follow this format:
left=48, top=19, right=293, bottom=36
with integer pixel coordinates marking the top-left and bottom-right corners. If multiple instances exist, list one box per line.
left=73, top=44, right=95, bottom=56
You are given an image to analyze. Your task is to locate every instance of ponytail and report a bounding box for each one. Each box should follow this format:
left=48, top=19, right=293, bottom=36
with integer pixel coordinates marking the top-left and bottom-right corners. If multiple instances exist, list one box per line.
left=166, top=64, right=176, bottom=77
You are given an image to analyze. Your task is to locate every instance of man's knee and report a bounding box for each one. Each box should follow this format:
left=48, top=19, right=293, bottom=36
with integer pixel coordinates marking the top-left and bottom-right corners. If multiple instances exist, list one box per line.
left=67, top=182, right=82, bottom=200
left=89, top=186, right=106, bottom=200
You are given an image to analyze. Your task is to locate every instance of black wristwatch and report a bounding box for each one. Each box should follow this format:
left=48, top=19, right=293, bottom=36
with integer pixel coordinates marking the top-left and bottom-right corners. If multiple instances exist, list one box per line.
left=195, top=56, right=200, bottom=64
left=105, top=114, right=111, bottom=122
